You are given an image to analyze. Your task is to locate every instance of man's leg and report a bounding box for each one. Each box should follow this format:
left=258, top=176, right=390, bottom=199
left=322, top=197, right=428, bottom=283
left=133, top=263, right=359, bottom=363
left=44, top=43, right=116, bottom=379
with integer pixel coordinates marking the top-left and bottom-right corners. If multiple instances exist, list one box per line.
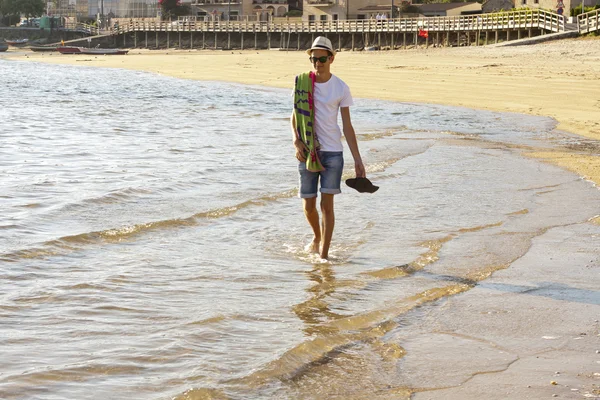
left=299, top=162, right=320, bottom=253
left=303, top=198, right=321, bottom=253
left=320, top=194, right=335, bottom=259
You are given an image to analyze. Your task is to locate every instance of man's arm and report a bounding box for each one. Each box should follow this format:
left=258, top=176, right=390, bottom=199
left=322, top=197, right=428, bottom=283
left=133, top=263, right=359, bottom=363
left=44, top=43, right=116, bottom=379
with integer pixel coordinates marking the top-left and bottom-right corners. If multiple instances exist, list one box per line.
left=340, top=107, right=366, bottom=178
left=291, top=111, right=307, bottom=162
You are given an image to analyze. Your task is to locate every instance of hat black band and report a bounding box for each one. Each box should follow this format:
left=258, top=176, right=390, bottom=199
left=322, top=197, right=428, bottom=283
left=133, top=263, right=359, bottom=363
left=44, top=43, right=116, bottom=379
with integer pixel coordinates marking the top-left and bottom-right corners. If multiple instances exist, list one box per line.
left=313, top=44, right=332, bottom=51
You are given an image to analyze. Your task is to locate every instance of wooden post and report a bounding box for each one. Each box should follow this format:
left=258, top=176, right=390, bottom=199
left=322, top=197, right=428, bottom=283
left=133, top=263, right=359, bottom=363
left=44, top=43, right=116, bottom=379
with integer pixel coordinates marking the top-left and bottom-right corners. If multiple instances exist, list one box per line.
left=485, top=31, right=489, bottom=45
left=124, top=33, right=126, bottom=47
left=179, top=32, right=182, bottom=49
left=297, top=33, right=300, bottom=50
left=506, top=29, right=510, bottom=41
left=378, top=32, right=381, bottom=48
left=518, top=29, right=521, bottom=39
left=528, top=28, right=532, bottom=38
left=214, top=32, right=217, bottom=49
left=145, top=31, right=148, bottom=48
left=495, top=30, right=498, bottom=44
left=268, top=32, right=271, bottom=49
left=338, top=33, right=341, bottom=51
left=255, top=32, right=257, bottom=49
left=352, top=33, right=355, bottom=50
left=391, top=32, right=394, bottom=50
left=466, top=31, right=470, bottom=46
left=403, top=32, right=406, bottom=48
left=476, top=30, right=479, bottom=46
left=167, top=31, right=169, bottom=48
left=436, top=31, right=440, bottom=47
left=134, top=32, right=137, bottom=48
left=425, top=33, right=429, bottom=48
left=190, top=32, right=193, bottom=49
left=203, top=31, right=205, bottom=49
left=241, top=32, right=244, bottom=50
left=155, top=31, right=158, bottom=48
left=228, top=32, right=230, bottom=49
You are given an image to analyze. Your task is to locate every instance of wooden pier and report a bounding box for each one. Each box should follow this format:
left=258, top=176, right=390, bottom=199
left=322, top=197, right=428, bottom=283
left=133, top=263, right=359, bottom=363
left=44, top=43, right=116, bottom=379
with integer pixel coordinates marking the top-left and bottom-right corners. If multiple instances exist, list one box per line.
left=578, top=9, right=599, bottom=34
left=87, top=10, right=567, bottom=50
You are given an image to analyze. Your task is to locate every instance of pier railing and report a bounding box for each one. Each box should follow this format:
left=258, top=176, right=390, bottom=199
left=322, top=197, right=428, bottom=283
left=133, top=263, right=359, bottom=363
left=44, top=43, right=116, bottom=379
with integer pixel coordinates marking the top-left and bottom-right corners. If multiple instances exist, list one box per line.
left=62, top=22, right=100, bottom=35
left=114, top=9, right=564, bottom=35
left=578, top=8, right=599, bottom=33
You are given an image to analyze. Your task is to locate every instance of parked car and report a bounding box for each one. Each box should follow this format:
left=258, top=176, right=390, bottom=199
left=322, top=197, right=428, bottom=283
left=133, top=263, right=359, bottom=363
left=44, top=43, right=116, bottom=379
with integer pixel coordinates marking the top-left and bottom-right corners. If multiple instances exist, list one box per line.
left=19, top=18, right=40, bottom=27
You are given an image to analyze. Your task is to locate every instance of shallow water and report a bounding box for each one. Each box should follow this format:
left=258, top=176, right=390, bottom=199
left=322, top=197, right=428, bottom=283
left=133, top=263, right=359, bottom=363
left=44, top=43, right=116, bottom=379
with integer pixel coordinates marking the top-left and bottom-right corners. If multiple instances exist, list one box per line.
left=1, top=59, right=599, bottom=399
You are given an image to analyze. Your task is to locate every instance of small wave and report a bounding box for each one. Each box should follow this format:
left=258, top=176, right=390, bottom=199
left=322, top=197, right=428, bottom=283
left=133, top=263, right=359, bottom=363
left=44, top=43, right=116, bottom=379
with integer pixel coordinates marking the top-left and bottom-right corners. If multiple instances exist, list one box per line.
left=57, top=283, right=116, bottom=292
left=359, top=130, right=395, bottom=141
left=0, top=224, right=20, bottom=230
left=81, top=187, right=153, bottom=206
left=173, top=387, right=229, bottom=400
left=19, top=203, right=43, bottom=208
left=0, top=189, right=299, bottom=262
left=239, top=284, right=471, bottom=387
left=186, top=315, right=229, bottom=326
left=8, top=363, right=146, bottom=385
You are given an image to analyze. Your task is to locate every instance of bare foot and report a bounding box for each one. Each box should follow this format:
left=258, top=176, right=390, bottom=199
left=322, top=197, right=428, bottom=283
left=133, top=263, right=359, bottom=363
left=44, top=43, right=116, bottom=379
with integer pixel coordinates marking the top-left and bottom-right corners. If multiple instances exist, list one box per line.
left=305, top=238, right=320, bottom=254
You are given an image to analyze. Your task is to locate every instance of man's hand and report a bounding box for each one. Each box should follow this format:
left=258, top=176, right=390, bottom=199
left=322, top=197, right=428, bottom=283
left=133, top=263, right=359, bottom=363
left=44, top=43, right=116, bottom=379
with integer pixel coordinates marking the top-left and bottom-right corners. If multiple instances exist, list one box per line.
left=294, top=139, right=308, bottom=162
left=355, top=160, right=366, bottom=178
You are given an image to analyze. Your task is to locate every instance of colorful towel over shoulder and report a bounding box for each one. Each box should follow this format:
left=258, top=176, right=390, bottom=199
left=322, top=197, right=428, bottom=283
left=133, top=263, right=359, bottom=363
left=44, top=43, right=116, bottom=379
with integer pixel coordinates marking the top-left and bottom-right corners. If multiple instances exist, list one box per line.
left=294, top=71, right=325, bottom=172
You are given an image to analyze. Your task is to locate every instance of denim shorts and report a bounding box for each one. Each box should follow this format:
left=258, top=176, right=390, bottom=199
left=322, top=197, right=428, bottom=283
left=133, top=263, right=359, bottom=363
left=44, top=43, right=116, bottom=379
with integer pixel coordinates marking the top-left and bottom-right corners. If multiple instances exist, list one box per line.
left=298, top=151, right=344, bottom=198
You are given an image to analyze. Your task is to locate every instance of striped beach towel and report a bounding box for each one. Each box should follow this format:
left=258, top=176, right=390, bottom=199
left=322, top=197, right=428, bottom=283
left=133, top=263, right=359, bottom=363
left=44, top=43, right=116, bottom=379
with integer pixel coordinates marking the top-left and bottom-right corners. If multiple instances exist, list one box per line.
left=294, top=71, right=325, bottom=172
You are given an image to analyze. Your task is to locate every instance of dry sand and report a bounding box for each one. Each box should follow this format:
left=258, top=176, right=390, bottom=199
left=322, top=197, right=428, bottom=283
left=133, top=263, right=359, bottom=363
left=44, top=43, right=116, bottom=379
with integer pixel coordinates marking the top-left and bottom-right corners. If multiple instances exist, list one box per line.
left=11, top=36, right=600, bottom=187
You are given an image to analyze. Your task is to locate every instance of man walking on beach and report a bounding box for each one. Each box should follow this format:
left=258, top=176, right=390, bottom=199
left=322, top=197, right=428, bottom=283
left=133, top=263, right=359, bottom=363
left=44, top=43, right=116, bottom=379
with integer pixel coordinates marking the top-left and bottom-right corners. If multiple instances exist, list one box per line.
left=291, top=36, right=366, bottom=260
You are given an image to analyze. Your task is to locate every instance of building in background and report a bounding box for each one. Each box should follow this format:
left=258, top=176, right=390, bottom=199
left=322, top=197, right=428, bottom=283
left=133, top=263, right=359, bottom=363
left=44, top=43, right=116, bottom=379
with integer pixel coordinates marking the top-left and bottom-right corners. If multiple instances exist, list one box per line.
left=481, top=0, right=515, bottom=12
left=187, top=0, right=288, bottom=21
left=415, top=2, right=481, bottom=16
left=302, top=0, right=347, bottom=21
left=48, top=0, right=159, bottom=19
left=517, top=0, right=593, bottom=14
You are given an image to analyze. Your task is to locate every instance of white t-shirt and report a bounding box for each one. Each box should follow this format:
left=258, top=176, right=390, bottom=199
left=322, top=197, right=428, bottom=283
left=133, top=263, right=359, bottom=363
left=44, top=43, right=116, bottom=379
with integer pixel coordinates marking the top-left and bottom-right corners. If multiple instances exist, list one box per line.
left=313, top=74, right=353, bottom=152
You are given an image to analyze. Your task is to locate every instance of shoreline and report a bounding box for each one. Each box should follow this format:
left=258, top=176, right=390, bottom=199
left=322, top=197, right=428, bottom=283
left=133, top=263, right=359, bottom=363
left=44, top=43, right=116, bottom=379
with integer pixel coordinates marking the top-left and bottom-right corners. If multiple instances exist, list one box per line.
left=6, top=38, right=600, bottom=187
left=4, top=43, right=600, bottom=399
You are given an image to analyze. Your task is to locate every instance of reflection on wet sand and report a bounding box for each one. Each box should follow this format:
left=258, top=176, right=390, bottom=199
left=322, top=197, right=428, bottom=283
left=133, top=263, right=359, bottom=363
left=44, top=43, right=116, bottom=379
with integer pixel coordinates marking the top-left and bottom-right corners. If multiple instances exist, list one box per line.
left=292, top=263, right=345, bottom=336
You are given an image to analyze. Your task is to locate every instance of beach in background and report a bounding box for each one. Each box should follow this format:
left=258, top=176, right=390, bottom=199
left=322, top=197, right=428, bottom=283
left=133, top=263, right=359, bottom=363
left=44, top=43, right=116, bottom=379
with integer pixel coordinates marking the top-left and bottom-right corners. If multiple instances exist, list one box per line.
left=8, top=37, right=600, bottom=187
left=1, top=39, right=599, bottom=399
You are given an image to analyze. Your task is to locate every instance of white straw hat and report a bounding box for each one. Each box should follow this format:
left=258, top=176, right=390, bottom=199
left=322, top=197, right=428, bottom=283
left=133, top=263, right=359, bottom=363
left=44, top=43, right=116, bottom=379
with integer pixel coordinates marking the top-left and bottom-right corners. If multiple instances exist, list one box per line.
left=306, top=36, right=336, bottom=56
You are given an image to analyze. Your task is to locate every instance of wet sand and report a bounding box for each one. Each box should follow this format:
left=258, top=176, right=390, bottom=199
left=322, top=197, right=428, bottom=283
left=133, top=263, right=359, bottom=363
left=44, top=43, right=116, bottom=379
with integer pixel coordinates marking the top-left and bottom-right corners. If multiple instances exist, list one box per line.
left=7, top=39, right=600, bottom=398
left=409, top=223, right=600, bottom=400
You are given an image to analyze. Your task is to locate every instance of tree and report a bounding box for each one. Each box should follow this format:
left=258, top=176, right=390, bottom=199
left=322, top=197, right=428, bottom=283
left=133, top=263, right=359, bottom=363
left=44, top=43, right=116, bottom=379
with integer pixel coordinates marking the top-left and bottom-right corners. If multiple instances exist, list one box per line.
left=0, top=0, right=19, bottom=26
left=0, top=0, right=44, bottom=25
left=158, top=0, right=190, bottom=20
left=399, top=0, right=421, bottom=13
left=20, top=0, right=45, bottom=18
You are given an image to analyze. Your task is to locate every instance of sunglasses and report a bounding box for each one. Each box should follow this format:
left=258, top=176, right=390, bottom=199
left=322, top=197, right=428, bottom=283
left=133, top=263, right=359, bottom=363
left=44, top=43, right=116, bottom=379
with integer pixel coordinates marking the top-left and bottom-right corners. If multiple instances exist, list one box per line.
left=309, top=55, right=330, bottom=64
